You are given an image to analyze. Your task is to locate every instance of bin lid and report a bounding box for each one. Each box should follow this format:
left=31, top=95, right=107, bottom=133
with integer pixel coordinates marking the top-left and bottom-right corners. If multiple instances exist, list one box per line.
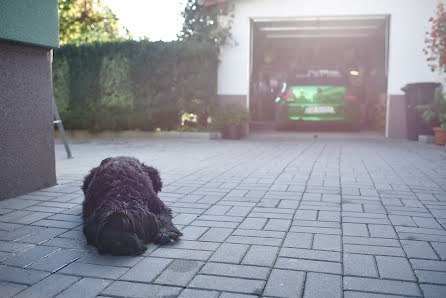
left=402, top=82, right=441, bottom=92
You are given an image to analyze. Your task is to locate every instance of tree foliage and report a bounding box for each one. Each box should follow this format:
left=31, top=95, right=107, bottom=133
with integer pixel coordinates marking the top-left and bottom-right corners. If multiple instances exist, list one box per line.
left=58, top=0, right=130, bottom=45
left=178, top=0, right=233, bottom=51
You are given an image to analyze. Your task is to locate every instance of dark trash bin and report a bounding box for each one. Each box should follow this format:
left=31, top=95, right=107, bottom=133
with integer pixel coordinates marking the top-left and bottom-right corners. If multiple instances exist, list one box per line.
left=402, top=82, right=441, bottom=140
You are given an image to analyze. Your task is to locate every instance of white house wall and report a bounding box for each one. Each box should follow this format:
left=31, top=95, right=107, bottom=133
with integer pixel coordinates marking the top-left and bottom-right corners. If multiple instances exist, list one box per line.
left=218, top=0, right=444, bottom=98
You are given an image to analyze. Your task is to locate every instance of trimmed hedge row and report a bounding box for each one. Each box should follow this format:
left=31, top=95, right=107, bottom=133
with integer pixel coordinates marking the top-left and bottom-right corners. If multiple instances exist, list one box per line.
left=53, top=40, right=218, bottom=131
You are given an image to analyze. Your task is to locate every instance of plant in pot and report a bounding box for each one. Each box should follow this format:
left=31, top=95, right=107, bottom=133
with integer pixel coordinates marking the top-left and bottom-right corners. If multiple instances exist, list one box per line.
left=211, top=102, right=250, bottom=139
left=416, top=90, right=446, bottom=145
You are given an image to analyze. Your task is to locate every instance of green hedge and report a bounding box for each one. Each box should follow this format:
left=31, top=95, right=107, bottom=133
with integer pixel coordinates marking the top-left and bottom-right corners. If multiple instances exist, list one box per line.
left=52, top=40, right=218, bottom=131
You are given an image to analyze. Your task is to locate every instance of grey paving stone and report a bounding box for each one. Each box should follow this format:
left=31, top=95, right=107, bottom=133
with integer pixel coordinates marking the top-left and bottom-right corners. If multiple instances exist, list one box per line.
left=232, top=229, right=285, bottom=239
left=415, top=270, right=446, bottom=284
left=77, top=252, right=142, bottom=267
left=178, top=288, right=220, bottom=298
left=343, top=253, right=378, bottom=277
left=343, top=236, right=401, bottom=247
left=275, top=257, right=342, bottom=274
left=11, top=212, right=53, bottom=225
left=192, top=220, right=239, bottom=228
left=412, top=216, right=443, bottom=229
left=401, top=240, right=439, bottom=259
left=388, top=215, right=417, bottom=227
left=59, top=262, right=128, bottom=279
left=199, top=227, right=233, bottom=242
left=294, top=210, right=318, bottom=220
left=154, top=259, right=203, bottom=286
left=102, top=280, right=182, bottom=297
left=420, top=284, right=446, bottom=298
left=283, top=232, right=312, bottom=249
left=150, top=248, right=212, bottom=261
left=0, top=225, right=43, bottom=241
left=304, top=272, right=342, bottom=298
left=226, top=235, right=283, bottom=246
left=344, top=291, right=409, bottom=298
left=344, top=276, right=422, bottom=296
left=238, top=217, right=267, bottom=230
left=46, top=214, right=82, bottom=223
left=343, top=244, right=405, bottom=256
left=173, top=213, right=198, bottom=225
left=375, top=256, right=416, bottom=281
left=219, top=293, right=258, bottom=298
left=41, top=237, right=90, bottom=250
left=290, top=226, right=341, bottom=235
left=14, top=274, right=79, bottom=298
left=264, top=219, right=291, bottom=231
left=0, top=241, right=35, bottom=253
left=0, top=265, right=50, bottom=285
left=200, top=262, right=269, bottom=280
left=188, top=275, right=265, bottom=295
left=55, top=278, right=111, bottom=298
left=249, top=212, right=293, bottom=220
left=167, top=240, right=219, bottom=251
left=368, top=224, right=397, bottom=238
left=431, top=242, right=446, bottom=260
left=343, top=223, right=369, bottom=236
left=410, top=259, right=446, bottom=271
left=29, top=249, right=86, bottom=272
left=180, top=226, right=208, bottom=240
left=263, top=269, right=305, bottom=297
left=119, top=257, right=171, bottom=282
left=242, top=245, right=278, bottom=266
left=318, top=211, right=340, bottom=222
left=277, top=200, right=300, bottom=209
left=209, top=243, right=249, bottom=263
left=226, top=206, right=253, bottom=217
left=312, top=234, right=341, bottom=251
left=4, top=245, right=59, bottom=268
left=280, top=247, right=341, bottom=262
left=0, top=282, right=28, bottom=298
left=198, top=215, right=244, bottom=223
left=15, top=227, right=66, bottom=244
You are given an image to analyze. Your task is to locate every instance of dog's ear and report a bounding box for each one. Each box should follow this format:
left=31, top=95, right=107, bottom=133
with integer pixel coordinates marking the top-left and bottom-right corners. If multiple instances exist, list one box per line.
left=143, top=164, right=163, bottom=193
left=82, top=167, right=98, bottom=194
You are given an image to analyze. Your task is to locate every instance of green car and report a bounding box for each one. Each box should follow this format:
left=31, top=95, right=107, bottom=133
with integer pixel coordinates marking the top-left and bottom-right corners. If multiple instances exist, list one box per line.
left=275, top=69, right=360, bottom=130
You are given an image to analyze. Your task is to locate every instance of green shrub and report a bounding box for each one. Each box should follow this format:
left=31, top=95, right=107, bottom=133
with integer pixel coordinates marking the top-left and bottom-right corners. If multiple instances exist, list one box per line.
left=211, top=102, right=250, bottom=131
left=52, top=57, right=70, bottom=115
left=52, top=40, right=218, bottom=131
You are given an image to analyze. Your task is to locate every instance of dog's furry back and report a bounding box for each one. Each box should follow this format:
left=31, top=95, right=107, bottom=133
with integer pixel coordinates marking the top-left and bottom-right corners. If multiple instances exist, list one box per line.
left=82, top=156, right=182, bottom=255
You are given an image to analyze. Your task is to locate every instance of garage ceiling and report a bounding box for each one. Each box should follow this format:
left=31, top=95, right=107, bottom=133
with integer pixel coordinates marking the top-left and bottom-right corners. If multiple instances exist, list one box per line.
left=253, top=15, right=387, bottom=40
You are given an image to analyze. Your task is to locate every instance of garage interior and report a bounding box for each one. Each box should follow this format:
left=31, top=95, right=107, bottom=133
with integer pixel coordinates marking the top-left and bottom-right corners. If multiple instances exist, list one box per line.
left=249, top=15, right=389, bottom=132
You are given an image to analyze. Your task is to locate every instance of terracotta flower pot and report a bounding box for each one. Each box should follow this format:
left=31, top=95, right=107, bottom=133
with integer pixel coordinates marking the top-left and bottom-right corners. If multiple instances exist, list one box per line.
left=433, top=127, right=446, bottom=145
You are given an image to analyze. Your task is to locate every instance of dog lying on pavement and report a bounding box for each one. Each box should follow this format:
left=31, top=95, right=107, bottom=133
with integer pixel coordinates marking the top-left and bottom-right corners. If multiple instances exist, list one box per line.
left=81, top=156, right=182, bottom=255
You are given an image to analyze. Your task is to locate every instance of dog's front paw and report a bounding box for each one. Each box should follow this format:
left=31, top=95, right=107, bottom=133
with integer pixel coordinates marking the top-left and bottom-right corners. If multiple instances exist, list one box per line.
left=154, top=228, right=182, bottom=245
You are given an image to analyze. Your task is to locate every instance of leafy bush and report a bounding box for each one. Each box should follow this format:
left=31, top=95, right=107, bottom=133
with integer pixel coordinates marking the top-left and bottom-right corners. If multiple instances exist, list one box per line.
left=417, top=90, right=446, bottom=129
left=211, top=102, right=250, bottom=131
left=52, top=40, right=218, bottom=131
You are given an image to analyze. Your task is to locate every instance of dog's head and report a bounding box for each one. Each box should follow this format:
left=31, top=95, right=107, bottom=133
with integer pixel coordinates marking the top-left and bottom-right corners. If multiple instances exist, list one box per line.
left=142, top=164, right=163, bottom=193
left=83, top=202, right=158, bottom=256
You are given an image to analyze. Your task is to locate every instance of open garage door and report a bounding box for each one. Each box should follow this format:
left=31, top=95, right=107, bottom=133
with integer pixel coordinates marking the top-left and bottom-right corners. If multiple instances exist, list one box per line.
left=249, top=15, right=389, bottom=132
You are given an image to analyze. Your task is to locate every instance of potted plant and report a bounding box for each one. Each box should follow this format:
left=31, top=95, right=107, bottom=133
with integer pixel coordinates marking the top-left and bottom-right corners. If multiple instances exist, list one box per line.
left=417, top=90, right=446, bottom=145
left=211, top=102, right=250, bottom=139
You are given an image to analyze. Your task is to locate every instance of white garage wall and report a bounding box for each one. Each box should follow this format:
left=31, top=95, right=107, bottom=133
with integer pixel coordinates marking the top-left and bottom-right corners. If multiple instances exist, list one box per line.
left=218, top=0, right=444, bottom=97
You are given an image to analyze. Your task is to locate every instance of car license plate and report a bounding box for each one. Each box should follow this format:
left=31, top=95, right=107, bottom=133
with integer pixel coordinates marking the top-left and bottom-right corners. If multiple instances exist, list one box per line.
left=305, top=106, right=334, bottom=114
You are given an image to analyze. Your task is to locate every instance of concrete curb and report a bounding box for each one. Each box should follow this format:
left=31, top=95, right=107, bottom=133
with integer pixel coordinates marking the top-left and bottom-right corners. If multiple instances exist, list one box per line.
left=54, top=129, right=221, bottom=140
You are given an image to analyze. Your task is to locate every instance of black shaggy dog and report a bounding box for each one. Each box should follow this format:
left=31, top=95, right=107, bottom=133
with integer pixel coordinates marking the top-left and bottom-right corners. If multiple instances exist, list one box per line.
left=82, top=156, right=182, bottom=255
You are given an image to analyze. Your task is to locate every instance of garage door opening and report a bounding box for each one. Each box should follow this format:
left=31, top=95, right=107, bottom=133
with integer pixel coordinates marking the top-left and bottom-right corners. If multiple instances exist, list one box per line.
left=249, top=15, right=389, bottom=132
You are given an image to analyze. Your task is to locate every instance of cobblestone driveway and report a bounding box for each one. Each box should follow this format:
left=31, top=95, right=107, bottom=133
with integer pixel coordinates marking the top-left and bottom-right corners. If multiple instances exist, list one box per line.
left=1, top=132, right=446, bottom=297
